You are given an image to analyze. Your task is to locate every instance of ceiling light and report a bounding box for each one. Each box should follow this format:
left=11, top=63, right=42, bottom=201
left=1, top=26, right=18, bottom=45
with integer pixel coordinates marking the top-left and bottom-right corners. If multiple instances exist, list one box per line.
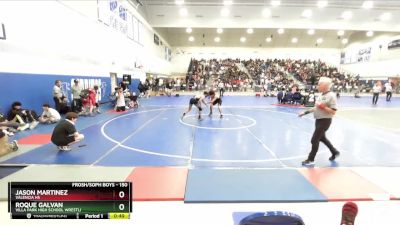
left=179, top=8, right=188, bottom=16
left=188, top=36, right=194, bottom=42
left=342, top=38, right=348, bottom=44
left=262, top=8, right=271, bottom=17
left=214, top=37, right=221, bottom=42
left=266, top=37, right=272, bottom=42
left=302, top=9, right=312, bottom=18
left=366, top=31, right=374, bottom=37
left=240, top=37, right=246, bottom=42
left=341, top=11, right=353, bottom=20
left=217, top=28, right=223, bottom=33
left=270, top=0, right=281, bottom=7
left=307, top=29, right=315, bottom=35
left=186, top=27, right=192, bottom=33
left=337, top=30, right=345, bottom=36
left=223, top=0, right=233, bottom=5
left=317, top=38, right=323, bottom=44
left=277, top=28, right=284, bottom=34
left=380, top=12, right=391, bottom=21
left=175, top=0, right=184, bottom=5
left=317, top=1, right=328, bottom=8
left=221, top=8, right=230, bottom=17
left=247, top=28, right=254, bottom=34
left=362, top=1, right=374, bottom=9
left=292, top=37, right=298, bottom=43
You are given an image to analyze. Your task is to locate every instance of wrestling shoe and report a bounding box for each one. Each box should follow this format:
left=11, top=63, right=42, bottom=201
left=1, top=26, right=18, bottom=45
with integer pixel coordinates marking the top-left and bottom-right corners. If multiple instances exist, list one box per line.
left=341, top=202, right=358, bottom=225
left=301, top=160, right=315, bottom=166
left=329, top=151, right=340, bottom=161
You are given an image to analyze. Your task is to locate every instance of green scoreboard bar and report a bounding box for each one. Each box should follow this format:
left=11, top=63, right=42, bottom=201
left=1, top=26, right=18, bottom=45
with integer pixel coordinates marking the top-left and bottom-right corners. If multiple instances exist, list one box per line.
left=8, top=182, right=132, bottom=219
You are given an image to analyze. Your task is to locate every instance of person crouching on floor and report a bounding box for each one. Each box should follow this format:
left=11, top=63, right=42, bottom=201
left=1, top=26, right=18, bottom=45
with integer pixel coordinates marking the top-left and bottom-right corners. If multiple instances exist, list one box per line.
left=51, top=112, right=84, bottom=151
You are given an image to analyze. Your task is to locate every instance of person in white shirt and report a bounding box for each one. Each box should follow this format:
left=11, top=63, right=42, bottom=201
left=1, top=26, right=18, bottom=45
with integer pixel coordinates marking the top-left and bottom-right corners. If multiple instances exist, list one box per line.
left=176, top=78, right=181, bottom=91
left=53, top=80, right=63, bottom=113
left=115, top=88, right=126, bottom=112
left=218, top=81, right=225, bottom=97
left=384, top=81, right=393, bottom=102
left=71, top=79, right=83, bottom=113
left=39, top=104, right=61, bottom=124
left=372, top=82, right=382, bottom=105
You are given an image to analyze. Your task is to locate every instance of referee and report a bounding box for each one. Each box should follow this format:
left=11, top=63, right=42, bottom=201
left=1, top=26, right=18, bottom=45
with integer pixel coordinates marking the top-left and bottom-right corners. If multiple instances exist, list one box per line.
left=299, top=77, right=340, bottom=166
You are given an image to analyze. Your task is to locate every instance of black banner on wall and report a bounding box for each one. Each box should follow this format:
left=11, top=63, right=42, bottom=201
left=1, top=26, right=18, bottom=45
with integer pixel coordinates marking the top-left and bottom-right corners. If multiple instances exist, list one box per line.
left=154, top=34, right=160, bottom=45
left=0, top=23, right=6, bottom=40
left=388, top=39, right=400, bottom=50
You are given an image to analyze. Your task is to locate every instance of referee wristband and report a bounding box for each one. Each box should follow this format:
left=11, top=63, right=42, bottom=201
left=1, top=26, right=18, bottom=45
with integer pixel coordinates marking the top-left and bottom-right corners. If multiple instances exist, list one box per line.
left=304, top=111, right=311, bottom=115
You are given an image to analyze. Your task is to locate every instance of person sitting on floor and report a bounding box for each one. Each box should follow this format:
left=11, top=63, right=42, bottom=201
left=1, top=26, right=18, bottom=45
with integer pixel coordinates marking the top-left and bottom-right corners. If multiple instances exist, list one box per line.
left=51, top=112, right=84, bottom=151
left=39, top=104, right=61, bottom=124
left=282, top=91, right=293, bottom=104
left=7, top=102, right=39, bottom=130
left=0, top=130, right=19, bottom=157
left=292, top=90, right=302, bottom=105
left=126, top=92, right=139, bottom=109
left=0, top=113, right=27, bottom=135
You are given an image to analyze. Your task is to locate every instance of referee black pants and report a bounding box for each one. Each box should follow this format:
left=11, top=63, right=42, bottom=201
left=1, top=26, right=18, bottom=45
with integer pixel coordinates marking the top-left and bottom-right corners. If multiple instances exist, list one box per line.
left=308, top=118, right=338, bottom=161
left=372, top=93, right=379, bottom=104
left=386, top=92, right=392, bottom=101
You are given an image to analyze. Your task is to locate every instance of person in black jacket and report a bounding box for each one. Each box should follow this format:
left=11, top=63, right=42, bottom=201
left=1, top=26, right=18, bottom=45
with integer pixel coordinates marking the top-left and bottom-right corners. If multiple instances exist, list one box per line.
left=7, top=102, right=39, bottom=130
left=51, top=112, right=84, bottom=151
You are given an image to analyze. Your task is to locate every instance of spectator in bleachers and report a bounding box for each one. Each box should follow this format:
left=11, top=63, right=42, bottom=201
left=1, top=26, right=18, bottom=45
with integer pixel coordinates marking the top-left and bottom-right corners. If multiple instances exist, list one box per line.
left=188, top=58, right=358, bottom=96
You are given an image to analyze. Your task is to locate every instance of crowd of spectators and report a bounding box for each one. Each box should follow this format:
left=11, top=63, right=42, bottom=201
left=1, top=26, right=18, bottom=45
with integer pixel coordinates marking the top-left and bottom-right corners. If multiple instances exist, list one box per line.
left=186, top=58, right=376, bottom=94
left=184, top=58, right=371, bottom=106
left=283, top=59, right=361, bottom=93
left=188, top=58, right=296, bottom=93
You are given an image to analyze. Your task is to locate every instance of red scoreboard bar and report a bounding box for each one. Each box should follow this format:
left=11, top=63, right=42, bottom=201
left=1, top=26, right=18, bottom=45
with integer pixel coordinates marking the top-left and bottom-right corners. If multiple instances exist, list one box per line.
left=8, top=182, right=132, bottom=219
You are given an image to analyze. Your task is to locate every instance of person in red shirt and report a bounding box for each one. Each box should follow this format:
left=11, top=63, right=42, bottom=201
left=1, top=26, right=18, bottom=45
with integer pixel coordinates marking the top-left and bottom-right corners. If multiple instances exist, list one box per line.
left=82, top=85, right=100, bottom=116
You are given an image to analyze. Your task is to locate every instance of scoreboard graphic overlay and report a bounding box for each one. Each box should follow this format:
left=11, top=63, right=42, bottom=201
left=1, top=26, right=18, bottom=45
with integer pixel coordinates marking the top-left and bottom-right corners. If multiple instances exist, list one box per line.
left=8, top=182, right=132, bottom=219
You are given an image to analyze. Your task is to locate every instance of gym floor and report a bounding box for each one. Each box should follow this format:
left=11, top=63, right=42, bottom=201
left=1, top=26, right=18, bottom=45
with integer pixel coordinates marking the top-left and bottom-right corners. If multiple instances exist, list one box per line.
left=1, top=95, right=399, bottom=224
